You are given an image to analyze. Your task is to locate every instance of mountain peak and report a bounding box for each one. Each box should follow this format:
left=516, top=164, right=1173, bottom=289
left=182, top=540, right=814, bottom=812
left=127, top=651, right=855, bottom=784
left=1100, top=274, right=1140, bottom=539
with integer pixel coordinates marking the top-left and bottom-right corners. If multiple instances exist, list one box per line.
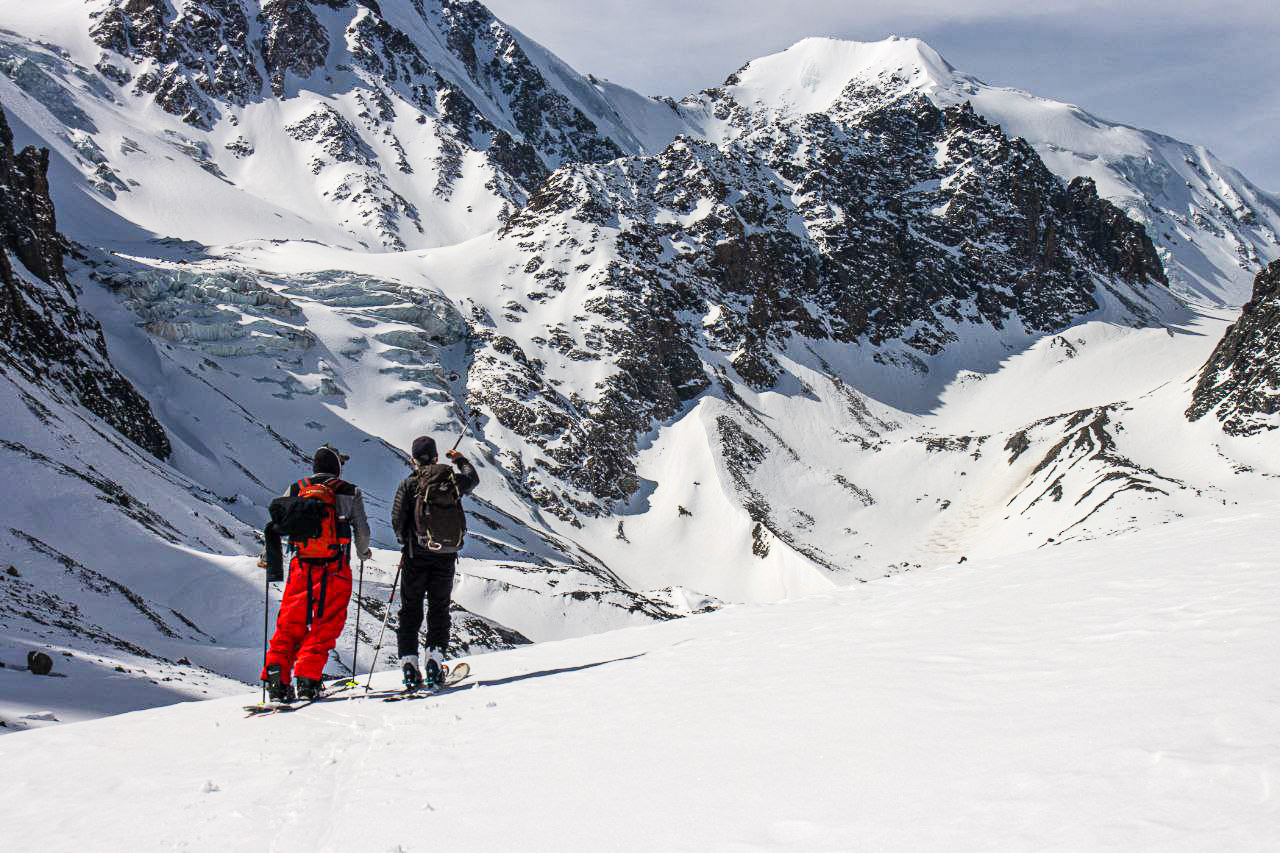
left=723, top=36, right=957, bottom=115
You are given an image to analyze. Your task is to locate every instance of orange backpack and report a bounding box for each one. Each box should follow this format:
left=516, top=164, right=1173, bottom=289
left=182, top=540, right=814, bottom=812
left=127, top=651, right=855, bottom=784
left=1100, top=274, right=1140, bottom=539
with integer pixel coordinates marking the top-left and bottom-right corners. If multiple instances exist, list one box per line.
left=291, top=478, right=348, bottom=562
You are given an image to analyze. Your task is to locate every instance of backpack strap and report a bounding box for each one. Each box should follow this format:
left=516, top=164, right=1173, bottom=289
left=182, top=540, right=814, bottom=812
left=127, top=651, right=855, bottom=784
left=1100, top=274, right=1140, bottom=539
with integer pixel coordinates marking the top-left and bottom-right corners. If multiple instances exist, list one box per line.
left=299, top=476, right=344, bottom=495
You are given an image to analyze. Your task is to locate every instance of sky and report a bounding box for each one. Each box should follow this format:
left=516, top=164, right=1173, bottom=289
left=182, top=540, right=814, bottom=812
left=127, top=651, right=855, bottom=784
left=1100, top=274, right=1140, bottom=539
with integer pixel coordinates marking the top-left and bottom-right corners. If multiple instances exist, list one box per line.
left=482, top=0, right=1280, bottom=192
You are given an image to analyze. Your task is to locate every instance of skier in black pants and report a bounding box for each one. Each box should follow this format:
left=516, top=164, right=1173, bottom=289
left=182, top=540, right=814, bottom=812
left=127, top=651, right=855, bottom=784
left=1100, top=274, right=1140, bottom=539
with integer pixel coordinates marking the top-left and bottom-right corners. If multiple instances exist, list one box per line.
left=390, top=435, right=479, bottom=688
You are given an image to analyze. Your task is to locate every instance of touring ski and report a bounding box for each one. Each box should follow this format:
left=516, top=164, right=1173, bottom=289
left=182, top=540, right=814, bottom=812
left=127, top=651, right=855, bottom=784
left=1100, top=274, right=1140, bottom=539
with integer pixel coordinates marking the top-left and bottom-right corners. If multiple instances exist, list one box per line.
left=382, top=662, right=471, bottom=702
left=243, top=677, right=362, bottom=716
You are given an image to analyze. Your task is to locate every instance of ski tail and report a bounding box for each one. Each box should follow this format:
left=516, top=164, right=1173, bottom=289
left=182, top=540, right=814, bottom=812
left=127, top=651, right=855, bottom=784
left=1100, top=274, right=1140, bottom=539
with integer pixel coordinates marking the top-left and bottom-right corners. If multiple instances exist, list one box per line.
left=444, top=661, right=470, bottom=686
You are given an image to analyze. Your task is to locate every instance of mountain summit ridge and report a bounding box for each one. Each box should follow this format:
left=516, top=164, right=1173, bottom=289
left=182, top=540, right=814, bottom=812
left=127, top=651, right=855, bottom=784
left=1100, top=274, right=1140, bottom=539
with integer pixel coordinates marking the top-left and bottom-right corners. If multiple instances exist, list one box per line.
left=662, top=34, right=1279, bottom=306
left=3, top=6, right=1274, bottom=299
left=718, top=35, right=959, bottom=116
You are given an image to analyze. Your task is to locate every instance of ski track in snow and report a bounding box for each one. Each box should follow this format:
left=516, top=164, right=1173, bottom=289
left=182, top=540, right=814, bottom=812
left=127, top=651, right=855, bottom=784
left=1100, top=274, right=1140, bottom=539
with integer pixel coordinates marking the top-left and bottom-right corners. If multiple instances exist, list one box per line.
left=2, top=506, right=1278, bottom=851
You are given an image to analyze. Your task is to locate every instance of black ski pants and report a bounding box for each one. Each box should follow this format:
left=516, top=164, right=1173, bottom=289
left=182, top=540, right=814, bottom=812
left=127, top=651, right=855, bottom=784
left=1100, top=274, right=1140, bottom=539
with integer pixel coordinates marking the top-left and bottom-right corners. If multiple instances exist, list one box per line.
left=395, top=549, right=456, bottom=658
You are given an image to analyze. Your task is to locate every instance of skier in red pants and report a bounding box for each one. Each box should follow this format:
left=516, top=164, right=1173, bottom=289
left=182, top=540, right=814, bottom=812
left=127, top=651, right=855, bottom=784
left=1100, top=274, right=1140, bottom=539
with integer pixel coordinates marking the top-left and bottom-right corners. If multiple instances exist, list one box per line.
left=261, top=445, right=371, bottom=701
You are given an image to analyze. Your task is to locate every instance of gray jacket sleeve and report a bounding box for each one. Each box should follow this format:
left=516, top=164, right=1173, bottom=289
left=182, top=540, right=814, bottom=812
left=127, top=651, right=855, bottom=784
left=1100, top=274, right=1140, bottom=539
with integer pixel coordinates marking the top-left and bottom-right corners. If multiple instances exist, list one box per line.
left=349, top=488, right=371, bottom=555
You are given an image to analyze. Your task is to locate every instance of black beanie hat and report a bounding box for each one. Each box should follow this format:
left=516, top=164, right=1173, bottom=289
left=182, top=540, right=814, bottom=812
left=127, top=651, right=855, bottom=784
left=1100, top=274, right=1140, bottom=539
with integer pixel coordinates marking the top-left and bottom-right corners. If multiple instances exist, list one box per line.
left=313, top=445, right=344, bottom=475
left=411, top=436, right=437, bottom=463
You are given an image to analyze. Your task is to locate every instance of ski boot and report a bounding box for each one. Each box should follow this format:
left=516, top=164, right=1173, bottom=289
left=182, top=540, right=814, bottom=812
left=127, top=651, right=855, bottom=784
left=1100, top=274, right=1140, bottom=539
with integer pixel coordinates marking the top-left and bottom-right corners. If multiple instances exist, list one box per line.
left=264, top=664, right=294, bottom=703
left=401, top=655, right=423, bottom=690
left=424, top=647, right=447, bottom=688
left=295, top=676, right=324, bottom=701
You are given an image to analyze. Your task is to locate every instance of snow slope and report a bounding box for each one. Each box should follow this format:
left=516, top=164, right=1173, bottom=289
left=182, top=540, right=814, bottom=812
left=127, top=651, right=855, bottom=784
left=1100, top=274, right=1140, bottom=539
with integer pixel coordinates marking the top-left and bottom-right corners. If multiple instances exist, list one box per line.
left=3, top=506, right=1277, bottom=850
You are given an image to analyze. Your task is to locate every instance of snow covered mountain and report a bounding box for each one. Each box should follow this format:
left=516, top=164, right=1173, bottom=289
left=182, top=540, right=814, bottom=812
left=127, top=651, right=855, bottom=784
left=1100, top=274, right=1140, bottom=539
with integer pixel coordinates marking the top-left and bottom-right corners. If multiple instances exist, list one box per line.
left=2, top=1, right=1280, bottom=732
left=1, top=0, right=686, bottom=251
left=673, top=37, right=1280, bottom=307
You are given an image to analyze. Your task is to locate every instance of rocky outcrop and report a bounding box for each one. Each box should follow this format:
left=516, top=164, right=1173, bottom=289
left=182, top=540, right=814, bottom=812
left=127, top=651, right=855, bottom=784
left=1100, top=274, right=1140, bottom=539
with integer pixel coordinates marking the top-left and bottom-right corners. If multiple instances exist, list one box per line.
left=0, top=106, right=170, bottom=458
left=433, top=0, right=624, bottom=168
left=259, top=0, right=331, bottom=98
left=90, top=0, right=262, bottom=128
left=1187, top=260, right=1280, bottom=434
left=88, top=1, right=623, bottom=199
left=480, top=89, right=1168, bottom=520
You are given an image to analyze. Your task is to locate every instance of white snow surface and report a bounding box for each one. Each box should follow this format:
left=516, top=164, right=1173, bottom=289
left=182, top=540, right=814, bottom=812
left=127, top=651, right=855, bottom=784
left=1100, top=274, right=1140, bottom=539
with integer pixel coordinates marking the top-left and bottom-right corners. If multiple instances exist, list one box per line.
left=0, top=15, right=1279, bottom=840
left=3, top=506, right=1278, bottom=851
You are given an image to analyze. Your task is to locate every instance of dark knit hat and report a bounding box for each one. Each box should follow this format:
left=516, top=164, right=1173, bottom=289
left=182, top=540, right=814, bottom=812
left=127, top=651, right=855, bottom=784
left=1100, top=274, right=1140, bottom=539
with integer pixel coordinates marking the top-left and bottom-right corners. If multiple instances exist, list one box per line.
left=313, top=445, right=347, bottom=475
left=411, top=436, right=437, bottom=463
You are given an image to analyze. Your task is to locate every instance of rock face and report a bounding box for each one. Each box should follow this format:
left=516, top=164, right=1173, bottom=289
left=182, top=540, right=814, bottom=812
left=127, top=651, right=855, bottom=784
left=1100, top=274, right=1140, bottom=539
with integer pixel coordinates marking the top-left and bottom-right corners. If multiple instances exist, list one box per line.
left=0, top=106, right=170, bottom=458
left=430, top=0, right=624, bottom=168
left=90, top=0, right=261, bottom=128
left=1187, top=260, right=1280, bottom=434
left=476, top=86, right=1168, bottom=522
left=86, top=0, right=628, bottom=245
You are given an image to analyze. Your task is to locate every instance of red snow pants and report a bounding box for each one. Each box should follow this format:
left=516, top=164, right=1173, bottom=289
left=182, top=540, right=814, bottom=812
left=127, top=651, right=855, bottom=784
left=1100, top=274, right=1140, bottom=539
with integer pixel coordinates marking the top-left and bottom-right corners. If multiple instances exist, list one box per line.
left=262, top=555, right=352, bottom=682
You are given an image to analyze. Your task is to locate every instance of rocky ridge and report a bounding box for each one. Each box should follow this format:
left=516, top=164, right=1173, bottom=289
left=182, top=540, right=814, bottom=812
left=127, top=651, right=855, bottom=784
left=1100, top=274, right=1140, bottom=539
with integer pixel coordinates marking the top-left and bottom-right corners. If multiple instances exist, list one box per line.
left=81, top=0, right=632, bottom=247
left=473, top=84, right=1171, bottom=527
left=1188, top=260, right=1280, bottom=435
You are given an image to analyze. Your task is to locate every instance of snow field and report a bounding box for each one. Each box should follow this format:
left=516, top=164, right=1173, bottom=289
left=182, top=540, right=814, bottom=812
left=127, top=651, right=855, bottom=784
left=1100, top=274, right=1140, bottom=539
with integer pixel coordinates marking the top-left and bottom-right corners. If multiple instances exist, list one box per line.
left=3, top=505, right=1278, bottom=851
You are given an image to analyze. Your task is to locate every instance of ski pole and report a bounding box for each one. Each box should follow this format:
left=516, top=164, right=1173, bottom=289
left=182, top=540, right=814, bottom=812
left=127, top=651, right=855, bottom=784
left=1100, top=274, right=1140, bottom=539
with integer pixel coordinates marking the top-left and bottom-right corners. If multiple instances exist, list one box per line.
left=352, top=556, right=365, bottom=674
left=364, top=558, right=403, bottom=691
left=261, top=567, right=270, bottom=704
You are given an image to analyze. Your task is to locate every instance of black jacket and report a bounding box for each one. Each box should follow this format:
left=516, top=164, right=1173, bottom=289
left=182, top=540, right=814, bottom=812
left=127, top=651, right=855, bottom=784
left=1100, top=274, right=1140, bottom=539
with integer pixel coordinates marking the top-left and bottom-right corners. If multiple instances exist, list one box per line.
left=391, top=457, right=479, bottom=546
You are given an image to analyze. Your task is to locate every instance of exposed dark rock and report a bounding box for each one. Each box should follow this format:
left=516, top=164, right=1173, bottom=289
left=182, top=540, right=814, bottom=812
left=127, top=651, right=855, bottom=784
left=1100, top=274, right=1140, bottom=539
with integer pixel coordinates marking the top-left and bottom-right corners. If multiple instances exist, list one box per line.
left=135, top=66, right=213, bottom=128
left=27, top=650, right=53, bottom=675
left=286, top=103, right=374, bottom=167
left=259, top=0, right=331, bottom=97
left=0, top=106, right=170, bottom=458
left=89, top=0, right=169, bottom=60
left=434, top=0, right=625, bottom=169
left=1187, top=260, right=1280, bottom=434
left=447, top=602, right=532, bottom=653
left=85, top=1, right=630, bottom=235
left=483, top=89, right=1167, bottom=521
left=90, top=0, right=264, bottom=126
left=994, top=405, right=1185, bottom=541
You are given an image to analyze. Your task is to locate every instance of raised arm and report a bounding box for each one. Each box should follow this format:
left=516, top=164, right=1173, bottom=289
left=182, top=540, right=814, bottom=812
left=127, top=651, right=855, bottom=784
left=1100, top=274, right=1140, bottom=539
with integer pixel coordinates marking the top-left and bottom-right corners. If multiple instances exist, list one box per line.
left=447, top=451, right=479, bottom=496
